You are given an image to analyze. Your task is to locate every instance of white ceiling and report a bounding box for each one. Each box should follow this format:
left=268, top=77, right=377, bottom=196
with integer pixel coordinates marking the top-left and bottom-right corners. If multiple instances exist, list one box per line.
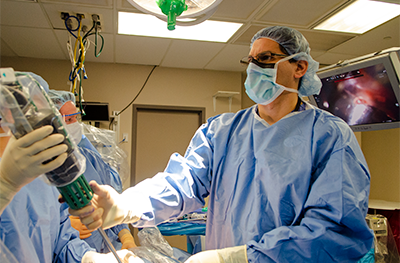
left=1, top=0, right=399, bottom=72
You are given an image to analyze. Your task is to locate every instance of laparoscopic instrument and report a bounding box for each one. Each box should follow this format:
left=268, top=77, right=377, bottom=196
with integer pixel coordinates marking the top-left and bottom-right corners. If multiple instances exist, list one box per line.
left=0, top=68, right=122, bottom=263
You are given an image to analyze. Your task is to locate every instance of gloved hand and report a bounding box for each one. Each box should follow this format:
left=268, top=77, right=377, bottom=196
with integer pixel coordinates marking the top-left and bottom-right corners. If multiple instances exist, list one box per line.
left=0, top=126, right=68, bottom=214
left=184, top=245, right=248, bottom=263
left=69, top=215, right=95, bottom=239
left=69, top=181, right=141, bottom=230
left=82, top=249, right=144, bottom=263
left=118, top=228, right=137, bottom=249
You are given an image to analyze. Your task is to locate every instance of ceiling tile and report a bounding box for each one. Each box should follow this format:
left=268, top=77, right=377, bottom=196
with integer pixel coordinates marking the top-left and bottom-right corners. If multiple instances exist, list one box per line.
left=115, top=34, right=171, bottom=65
left=0, top=38, right=17, bottom=57
left=160, top=40, right=225, bottom=69
left=232, top=25, right=267, bottom=45
left=118, top=0, right=140, bottom=10
left=0, top=1, right=50, bottom=28
left=256, top=0, right=344, bottom=27
left=313, top=52, right=358, bottom=66
left=43, top=3, right=114, bottom=33
left=328, top=16, right=400, bottom=56
left=375, top=0, right=400, bottom=3
left=300, top=30, right=355, bottom=51
left=212, top=0, right=267, bottom=20
left=42, top=0, right=112, bottom=7
left=205, top=44, right=250, bottom=71
left=1, top=26, right=67, bottom=59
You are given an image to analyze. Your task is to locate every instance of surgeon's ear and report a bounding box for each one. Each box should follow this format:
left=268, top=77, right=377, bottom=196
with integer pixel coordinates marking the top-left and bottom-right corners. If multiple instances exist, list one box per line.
left=294, top=60, right=308, bottom=79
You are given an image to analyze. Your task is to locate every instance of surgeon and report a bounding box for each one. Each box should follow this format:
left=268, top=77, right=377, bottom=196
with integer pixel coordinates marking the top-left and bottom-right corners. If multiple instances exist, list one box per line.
left=70, top=26, right=374, bottom=262
left=48, top=89, right=137, bottom=252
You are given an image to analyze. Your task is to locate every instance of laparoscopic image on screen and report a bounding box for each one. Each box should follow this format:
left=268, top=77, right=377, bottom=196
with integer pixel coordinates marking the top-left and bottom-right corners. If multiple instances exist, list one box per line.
left=314, top=63, right=400, bottom=126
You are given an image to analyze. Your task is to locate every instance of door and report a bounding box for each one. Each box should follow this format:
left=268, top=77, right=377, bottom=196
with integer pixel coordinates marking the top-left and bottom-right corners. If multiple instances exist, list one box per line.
left=131, top=104, right=205, bottom=251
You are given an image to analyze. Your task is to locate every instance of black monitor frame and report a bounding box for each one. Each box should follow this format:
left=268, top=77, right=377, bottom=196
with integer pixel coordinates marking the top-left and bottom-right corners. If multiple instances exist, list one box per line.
left=78, top=101, right=110, bottom=122
left=308, top=48, right=400, bottom=132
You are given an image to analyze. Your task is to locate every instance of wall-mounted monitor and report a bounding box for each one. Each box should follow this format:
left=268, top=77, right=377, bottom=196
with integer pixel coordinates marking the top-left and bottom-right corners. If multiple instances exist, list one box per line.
left=77, top=101, right=110, bottom=122
left=308, top=48, right=400, bottom=132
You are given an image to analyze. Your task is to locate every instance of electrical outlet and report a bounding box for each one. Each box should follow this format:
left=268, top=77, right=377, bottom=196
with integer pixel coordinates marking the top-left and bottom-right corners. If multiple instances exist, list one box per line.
left=122, top=133, right=128, bottom=143
left=92, top=14, right=100, bottom=22
left=61, top=12, right=70, bottom=21
left=76, top=13, right=85, bottom=21
left=60, top=12, right=103, bottom=32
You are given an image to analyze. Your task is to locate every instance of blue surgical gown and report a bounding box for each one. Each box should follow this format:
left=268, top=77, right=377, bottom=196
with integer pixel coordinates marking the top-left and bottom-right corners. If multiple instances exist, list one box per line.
left=63, top=135, right=129, bottom=253
left=126, top=102, right=374, bottom=262
left=0, top=176, right=94, bottom=263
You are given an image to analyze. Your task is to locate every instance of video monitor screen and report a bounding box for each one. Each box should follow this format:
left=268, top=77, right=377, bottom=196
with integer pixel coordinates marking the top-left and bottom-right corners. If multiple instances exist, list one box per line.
left=313, top=63, right=400, bottom=128
left=79, top=102, right=110, bottom=122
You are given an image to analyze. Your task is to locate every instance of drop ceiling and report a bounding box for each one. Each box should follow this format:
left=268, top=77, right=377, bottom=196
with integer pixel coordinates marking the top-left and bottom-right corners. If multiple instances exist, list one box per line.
left=1, top=0, right=399, bottom=71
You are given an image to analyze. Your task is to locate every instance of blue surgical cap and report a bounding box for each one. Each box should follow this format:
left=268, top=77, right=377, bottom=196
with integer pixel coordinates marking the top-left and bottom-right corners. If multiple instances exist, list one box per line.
left=251, top=26, right=310, bottom=55
left=250, top=26, right=322, bottom=97
left=47, top=89, right=76, bottom=110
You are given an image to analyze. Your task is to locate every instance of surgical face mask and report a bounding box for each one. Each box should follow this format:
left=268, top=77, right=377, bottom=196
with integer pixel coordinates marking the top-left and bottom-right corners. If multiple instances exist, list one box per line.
left=244, top=54, right=299, bottom=105
left=66, top=122, right=83, bottom=145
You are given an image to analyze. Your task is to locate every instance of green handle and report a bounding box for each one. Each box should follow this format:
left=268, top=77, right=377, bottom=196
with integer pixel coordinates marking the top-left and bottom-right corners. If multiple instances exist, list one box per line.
left=57, top=174, right=93, bottom=209
left=156, top=0, right=188, bottom=31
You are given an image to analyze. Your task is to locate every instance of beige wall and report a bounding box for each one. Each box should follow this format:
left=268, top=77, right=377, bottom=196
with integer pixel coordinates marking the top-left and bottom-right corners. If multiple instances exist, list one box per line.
left=1, top=56, right=242, bottom=190
left=362, top=128, right=400, bottom=203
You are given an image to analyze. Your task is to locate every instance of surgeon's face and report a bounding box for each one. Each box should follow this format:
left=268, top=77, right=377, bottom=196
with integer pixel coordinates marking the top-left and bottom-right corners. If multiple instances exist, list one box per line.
left=250, top=38, right=299, bottom=90
left=59, top=101, right=79, bottom=124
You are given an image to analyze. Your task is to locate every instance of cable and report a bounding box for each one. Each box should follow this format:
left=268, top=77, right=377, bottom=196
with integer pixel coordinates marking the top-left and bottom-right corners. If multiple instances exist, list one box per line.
left=63, top=13, right=105, bottom=122
left=78, top=70, right=86, bottom=117
left=64, top=15, right=80, bottom=39
left=84, top=32, right=104, bottom=58
left=117, top=65, right=157, bottom=116
left=108, top=65, right=157, bottom=129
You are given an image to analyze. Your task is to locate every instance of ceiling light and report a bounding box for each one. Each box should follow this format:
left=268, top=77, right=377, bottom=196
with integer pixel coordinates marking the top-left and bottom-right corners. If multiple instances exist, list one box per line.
left=118, top=12, right=242, bottom=42
left=313, top=0, right=400, bottom=34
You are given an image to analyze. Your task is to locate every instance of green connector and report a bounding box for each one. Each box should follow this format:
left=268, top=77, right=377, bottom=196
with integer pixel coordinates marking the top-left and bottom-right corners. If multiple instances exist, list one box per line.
left=156, top=0, right=188, bottom=30
left=57, top=174, right=93, bottom=210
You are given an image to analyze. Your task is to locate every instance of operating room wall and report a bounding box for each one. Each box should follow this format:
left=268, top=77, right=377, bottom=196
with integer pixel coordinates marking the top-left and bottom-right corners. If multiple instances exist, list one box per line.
left=0, top=56, right=242, bottom=191
left=362, top=128, right=400, bottom=203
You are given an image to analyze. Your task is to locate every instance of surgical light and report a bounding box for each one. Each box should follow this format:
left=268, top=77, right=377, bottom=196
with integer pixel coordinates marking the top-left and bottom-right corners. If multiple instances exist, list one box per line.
left=126, top=0, right=223, bottom=30
left=313, top=0, right=400, bottom=34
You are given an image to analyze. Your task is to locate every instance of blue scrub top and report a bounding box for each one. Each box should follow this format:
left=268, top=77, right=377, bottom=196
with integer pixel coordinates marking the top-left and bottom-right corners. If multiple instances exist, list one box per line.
left=126, top=102, right=374, bottom=262
left=0, top=177, right=94, bottom=263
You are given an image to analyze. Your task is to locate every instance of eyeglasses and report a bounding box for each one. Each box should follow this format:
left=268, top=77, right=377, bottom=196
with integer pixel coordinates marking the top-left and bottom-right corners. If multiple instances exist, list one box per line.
left=62, top=112, right=82, bottom=124
left=240, top=51, right=288, bottom=68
